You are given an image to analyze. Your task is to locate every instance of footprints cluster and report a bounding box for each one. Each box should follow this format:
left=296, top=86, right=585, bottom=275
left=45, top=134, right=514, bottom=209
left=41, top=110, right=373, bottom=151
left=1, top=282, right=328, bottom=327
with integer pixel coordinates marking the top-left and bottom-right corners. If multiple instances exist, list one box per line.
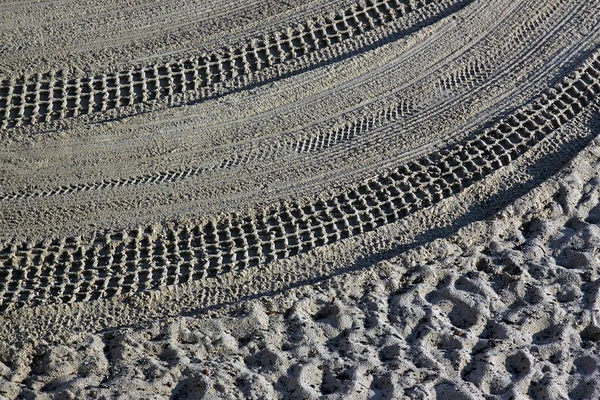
left=4, top=165, right=600, bottom=398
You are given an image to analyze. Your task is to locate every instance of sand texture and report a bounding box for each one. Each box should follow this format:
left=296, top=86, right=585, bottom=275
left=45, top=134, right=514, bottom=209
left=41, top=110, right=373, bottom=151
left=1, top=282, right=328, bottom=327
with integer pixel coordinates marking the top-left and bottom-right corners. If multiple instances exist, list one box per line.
left=0, top=0, right=599, bottom=398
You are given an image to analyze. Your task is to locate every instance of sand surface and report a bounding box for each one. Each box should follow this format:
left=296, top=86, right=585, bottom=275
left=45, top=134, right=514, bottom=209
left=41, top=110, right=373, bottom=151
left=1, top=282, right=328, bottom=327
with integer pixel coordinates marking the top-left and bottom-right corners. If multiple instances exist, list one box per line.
left=0, top=0, right=599, bottom=398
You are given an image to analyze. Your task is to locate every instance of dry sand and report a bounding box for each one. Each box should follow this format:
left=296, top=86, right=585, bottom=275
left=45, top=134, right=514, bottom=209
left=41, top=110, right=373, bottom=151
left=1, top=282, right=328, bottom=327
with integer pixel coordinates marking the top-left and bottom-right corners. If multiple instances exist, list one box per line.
left=0, top=0, right=599, bottom=398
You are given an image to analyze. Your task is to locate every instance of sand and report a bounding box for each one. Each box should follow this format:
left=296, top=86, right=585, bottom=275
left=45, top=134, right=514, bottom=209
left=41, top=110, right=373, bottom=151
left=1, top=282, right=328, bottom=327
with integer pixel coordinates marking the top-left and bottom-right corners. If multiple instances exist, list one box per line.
left=0, top=0, right=599, bottom=398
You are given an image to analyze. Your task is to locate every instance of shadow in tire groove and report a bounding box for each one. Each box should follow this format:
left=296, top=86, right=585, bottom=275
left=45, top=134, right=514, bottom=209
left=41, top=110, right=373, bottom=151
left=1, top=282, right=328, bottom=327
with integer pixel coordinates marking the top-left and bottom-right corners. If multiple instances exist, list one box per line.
left=178, top=114, right=599, bottom=319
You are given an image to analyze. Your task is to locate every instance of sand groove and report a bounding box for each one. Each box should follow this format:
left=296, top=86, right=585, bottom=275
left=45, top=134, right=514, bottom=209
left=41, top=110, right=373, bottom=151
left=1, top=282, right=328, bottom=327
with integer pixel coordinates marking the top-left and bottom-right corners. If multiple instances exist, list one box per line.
left=0, top=0, right=594, bottom=204
left=0, top=51, right=598, bottom=311
left=0, top=0, right=468, bottom=130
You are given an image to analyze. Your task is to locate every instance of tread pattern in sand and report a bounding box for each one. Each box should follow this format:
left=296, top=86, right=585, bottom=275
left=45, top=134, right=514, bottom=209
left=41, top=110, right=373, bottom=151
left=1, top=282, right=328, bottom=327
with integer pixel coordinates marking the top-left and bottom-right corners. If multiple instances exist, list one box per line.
left=0, top=0, right=461, bottom=129
left=2, top=130, right=600, bottom=399
left=0, top=52, right=598, bottom=310
left=1, top=1, right=600, bottom=398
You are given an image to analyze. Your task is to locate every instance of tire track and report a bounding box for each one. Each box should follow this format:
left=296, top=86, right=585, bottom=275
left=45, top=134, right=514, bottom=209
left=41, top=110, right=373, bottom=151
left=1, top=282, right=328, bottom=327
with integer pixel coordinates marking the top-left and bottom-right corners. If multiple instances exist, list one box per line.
left=0, top=51, right=598, bottom=311
left=0, top=0, right=462, bottom=130
left=0, top=0, right=583, bottom=202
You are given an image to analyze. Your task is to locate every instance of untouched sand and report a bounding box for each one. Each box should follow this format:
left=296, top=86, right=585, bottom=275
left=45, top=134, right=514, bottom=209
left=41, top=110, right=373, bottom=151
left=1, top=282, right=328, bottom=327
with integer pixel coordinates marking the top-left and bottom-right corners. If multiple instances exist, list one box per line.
left=0, top=0, right=599, bottom=398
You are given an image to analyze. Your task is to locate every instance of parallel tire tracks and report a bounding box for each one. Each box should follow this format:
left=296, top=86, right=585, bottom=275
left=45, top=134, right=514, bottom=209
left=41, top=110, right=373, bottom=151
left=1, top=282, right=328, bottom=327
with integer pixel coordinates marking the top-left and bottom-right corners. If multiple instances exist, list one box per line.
left=0, top=51, right=598, bottom=311
left=0, top=0, right=584, bottom=202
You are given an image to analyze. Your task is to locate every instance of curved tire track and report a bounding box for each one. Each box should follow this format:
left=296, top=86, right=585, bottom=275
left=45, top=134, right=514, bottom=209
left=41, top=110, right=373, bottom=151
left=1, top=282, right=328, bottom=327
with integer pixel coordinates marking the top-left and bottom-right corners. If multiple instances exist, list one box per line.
left=0, top=0, right=470, bottom=130
left=0, top=51, right=598, bottom=311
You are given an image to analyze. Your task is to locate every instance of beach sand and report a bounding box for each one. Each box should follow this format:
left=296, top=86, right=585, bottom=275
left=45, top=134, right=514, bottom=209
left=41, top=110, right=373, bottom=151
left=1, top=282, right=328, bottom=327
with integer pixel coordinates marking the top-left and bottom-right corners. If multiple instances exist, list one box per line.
left=0, top=0, right=599, bottom=398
